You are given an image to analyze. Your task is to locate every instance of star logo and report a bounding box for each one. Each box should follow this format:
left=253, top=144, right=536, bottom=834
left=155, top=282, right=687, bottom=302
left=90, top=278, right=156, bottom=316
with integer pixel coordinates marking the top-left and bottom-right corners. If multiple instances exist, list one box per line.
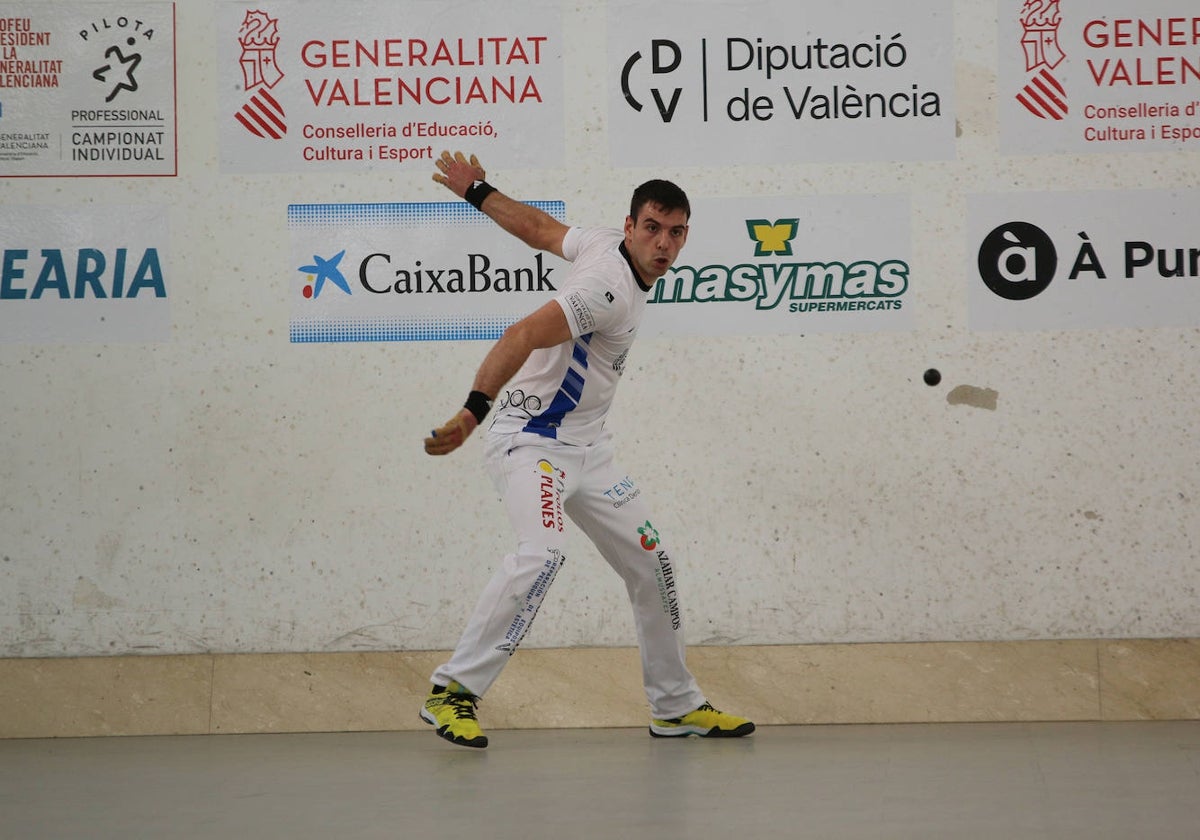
left=298, top=250, right=352, bottom=299
left=92, top=38, right=142, bottom=102
left=746, top=218, right=799, bottom=257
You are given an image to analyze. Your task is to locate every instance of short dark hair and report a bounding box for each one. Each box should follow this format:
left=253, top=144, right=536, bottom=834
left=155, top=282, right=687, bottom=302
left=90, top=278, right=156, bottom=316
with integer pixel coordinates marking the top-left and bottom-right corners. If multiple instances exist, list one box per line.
left=630, top=179, right=690, bottom=221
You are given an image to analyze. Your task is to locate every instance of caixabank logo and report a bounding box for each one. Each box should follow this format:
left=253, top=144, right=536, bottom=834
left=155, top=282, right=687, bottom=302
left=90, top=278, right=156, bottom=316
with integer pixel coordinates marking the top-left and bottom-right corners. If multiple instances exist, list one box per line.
left=650, top=217, right=908, bottom=314
left=289, top=201, right=566, bottom=343
left=291, top=239, right=557, bottom=341
left=297, top=248, right=556, bottom=300
left=297, top=250, right=350, bottom=299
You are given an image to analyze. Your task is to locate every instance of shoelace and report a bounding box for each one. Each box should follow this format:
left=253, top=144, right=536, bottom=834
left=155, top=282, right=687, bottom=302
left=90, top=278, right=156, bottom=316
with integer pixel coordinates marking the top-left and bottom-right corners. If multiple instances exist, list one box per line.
left=661, top=702, right=717, bottom=724
left=444, top=693, right=480, bottom=720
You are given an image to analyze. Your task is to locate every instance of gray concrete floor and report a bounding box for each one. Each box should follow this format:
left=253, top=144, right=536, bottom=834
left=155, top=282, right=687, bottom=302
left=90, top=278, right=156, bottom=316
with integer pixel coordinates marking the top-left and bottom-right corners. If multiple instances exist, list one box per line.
left=1, top=722, right=1198, bottom=839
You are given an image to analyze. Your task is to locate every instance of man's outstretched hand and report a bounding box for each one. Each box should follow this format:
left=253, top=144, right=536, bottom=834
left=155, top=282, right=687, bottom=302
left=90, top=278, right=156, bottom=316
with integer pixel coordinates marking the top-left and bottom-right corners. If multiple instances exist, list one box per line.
left=424, top=408, right=479, bottom=456
left=432, top=151, right=486, bottom=198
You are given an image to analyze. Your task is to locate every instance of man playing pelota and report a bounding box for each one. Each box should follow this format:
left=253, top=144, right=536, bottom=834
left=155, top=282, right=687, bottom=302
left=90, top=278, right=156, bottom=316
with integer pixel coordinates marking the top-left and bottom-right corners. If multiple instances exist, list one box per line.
left=421, top=150, right=754, bottom=748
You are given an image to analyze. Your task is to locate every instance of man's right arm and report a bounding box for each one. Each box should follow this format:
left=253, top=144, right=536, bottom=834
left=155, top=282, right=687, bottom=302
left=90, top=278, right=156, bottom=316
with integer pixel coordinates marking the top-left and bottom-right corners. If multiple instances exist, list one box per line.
left=433, top=150, right=569, bottom=259
left=424, top=150, right=575, bottom=456
left=423, top=298, right=573, bottom=456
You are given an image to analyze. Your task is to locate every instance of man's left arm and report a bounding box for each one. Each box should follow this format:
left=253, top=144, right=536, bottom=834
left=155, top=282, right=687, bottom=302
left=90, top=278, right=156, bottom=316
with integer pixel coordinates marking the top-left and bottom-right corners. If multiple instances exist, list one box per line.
left=433, top=150, right=569, bottom=258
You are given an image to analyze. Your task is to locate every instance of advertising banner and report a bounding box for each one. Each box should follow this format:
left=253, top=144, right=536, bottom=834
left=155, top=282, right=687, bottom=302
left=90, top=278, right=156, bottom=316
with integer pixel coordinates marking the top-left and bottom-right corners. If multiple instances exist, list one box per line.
left=0, top=205, right=170, bottom=342
left=644, top=194, right=914, bottom=336
left=0, top=2, right=176, bottom=177
left=608, top=0, right=956, bottom=165
left=290, top=193, right=913, bottom=343
left=289, top=201, right=566, bottom=343
left=969, top=190, right=1200, bottom=331
left=218, top=1, right=563, bottom=174
left=999, top=0, right=1200, bottom=154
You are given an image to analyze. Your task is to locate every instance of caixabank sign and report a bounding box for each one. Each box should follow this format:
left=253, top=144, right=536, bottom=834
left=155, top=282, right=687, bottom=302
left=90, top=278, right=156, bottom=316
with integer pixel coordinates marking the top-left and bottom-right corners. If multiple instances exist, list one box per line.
left=288, top=200, right=566, bottom=343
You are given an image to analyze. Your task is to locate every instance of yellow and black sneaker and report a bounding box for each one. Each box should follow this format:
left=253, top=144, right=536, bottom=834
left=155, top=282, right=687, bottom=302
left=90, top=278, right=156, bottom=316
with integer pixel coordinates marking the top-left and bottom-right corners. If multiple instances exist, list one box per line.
left=649, top=702, right=755, bottom=738
left=420, top=681, right=488, bottom=749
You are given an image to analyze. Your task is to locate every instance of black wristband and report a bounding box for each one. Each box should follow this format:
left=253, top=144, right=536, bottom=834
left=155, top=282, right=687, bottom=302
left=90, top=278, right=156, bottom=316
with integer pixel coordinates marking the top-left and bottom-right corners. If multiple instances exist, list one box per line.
left=464, top=180, right=497, bottom=211
left=464, top=390, right=493, bottom=424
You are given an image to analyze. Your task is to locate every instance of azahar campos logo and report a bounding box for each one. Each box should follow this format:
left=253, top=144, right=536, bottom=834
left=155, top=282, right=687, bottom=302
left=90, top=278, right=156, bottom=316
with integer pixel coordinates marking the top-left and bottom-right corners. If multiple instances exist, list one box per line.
left=235, top=9, right=287, bottom=138
left=1016, top=0, right=1068, bottom=120
left=638, top=520, right=660, bottom=551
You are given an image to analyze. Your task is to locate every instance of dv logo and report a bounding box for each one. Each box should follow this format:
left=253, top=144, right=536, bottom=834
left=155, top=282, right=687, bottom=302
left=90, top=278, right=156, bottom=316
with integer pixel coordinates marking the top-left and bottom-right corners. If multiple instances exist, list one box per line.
left=977, top=222, right=1057, bottom=300
left=621, top=40, right=686, bottom=123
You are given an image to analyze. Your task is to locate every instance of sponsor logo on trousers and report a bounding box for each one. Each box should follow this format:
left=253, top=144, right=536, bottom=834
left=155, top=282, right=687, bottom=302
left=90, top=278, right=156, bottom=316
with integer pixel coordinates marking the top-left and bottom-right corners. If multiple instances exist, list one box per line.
left=654, top=550, right=681, bottom=631
left=537, top=459, right=565, bottom=531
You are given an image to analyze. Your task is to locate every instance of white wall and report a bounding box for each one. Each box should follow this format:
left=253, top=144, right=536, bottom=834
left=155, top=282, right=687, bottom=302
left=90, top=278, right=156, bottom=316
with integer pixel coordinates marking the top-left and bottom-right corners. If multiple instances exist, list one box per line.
left=3, top=0, right=1198, bottom=657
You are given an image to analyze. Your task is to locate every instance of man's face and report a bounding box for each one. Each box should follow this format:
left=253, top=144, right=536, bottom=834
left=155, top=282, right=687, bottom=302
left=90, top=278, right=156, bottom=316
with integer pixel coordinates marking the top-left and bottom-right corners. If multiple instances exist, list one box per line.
left=623, top=202, right=689, bottom=284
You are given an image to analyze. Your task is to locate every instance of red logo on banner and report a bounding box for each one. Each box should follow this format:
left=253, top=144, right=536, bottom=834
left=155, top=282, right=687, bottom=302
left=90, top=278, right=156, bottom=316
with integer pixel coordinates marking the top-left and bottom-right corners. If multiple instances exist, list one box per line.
left=235, top=10, right=287, bottom=138
left=1017, top=0, right=1067, bottom=120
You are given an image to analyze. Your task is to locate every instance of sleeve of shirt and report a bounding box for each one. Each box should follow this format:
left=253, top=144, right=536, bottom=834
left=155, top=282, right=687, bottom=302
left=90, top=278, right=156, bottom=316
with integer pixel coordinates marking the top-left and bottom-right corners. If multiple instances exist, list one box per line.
left=554, top=230, right=625, bottom=338
left=560, top=226, right=585, bottom=262
left=556, top=282, right=614, bottom=338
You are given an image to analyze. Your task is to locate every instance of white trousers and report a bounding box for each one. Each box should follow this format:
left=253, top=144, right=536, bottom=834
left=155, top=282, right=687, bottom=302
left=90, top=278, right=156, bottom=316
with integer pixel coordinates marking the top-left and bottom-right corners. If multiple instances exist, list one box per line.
left=431, top=430, right=706, bottom=719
